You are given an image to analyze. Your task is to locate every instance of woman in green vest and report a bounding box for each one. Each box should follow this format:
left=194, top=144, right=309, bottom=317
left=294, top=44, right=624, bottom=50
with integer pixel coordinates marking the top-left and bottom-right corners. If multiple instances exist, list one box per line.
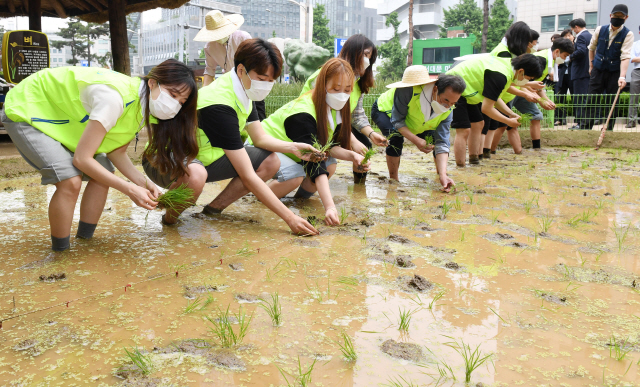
left=300, top=34, right=387, bottom=184
left=371, top=66, right=465, bottom=192
left=143, top=39, right=319, bottom=235
left=489, top=38, right=574, bottom=154
left=1, top=59, right=199, bottom=252
left=260, top=58, right=368, bottom=225
left=446, top=54, right=543, bottom=166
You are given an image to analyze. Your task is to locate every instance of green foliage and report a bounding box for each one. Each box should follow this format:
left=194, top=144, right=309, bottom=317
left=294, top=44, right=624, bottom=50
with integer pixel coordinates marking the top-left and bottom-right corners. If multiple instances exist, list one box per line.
left=122, top=346, right=154, bottom=375
left=485, top=0, right=512, bottom=51
left=439, top=0, right=482, bottom=48
left=258, top=292, right=283, bottom=326
left=157, top=184, right=194, bottom=213
left=377, top=12, right=407, bottom=80
left=334, top=331, right=357, bottom=361
left=312, top=4, right=335, bottom=52
left=205, top=305, right=252, bottom=348
left=443, top=337, right=493, bottom=383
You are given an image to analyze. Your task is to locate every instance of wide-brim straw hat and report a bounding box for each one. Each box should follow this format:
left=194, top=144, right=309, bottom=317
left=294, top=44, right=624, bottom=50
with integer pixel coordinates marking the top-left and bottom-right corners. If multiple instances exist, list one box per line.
left=386, top=65, right=437, bottom=88
left=193, top=10, right=244, bottom=42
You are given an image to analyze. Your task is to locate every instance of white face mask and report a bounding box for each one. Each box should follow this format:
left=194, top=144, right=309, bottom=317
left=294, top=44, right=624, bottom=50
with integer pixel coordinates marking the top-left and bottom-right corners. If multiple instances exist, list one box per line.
left=431, top=97, right=449, bottom=115
left=362, top=56, right=370, bottom=71
left=240, top=69, right=275, bottom=101
left=512, top=69, right=529, bottom=86
left=325, top=91, right=350, bottom=110
left=555, top=55, right=565, bottom=65
left=530, top=44, right=539, bottom=52
left=149, top=83, right=182, bottom=120
left=217, top=35, right=229, bottom=44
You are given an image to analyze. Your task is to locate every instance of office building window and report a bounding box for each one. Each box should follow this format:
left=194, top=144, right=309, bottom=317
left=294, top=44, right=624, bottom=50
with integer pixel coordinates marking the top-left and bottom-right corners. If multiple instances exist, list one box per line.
left=585, top=12, right=597, bottom=29
left=541, top=16, right=555, bottom=32
left=558, top=14, right=573, bottom=31
left=422, top=47, right=460, bottom=64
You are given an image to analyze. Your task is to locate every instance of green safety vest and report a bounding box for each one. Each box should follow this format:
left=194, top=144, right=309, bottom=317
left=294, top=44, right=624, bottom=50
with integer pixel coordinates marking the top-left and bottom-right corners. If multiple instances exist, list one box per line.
left=490, top=42, right=515, bottom=58
left=376, top=86, right=452, bottom=135
left=5, top=67, right=144, bottom=154
left=533, top=49, right=551, bottom=81
left=447, top=56, right=513, bottom=105
left=251, top=93, right=337, bottom=162
left=300, top=68, right=361, bottom=113
left=195, top=72, right=253, bottom=166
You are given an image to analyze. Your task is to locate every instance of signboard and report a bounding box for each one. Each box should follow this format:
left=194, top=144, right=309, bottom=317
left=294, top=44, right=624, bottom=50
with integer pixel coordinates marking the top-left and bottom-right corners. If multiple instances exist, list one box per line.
left=334, top=38, right=347, bottom=57
left=80, top=60, right=89, bottom=67
left=2, top=30, right=50, bottom=84
left=424, top=64, right=452, bottom=74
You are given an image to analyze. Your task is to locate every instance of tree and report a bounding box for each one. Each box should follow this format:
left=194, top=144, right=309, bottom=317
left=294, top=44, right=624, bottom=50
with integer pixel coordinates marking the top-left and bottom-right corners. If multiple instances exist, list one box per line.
left=486, top=0, right=512, bottom=52
left=81, top=22, right=110, bottom=67
left=439, top=0, right=482, bottom=49
left=312, top=4, right=335, bottom=52
left=272, top=30, right=277, bottom=38
left=481, top=0, right=489, bottom=52
left=377, top=12, right=407, bottom=79
left=51, top=18, right=87, bottom=66
left=407, top=0, right=414, bottom=65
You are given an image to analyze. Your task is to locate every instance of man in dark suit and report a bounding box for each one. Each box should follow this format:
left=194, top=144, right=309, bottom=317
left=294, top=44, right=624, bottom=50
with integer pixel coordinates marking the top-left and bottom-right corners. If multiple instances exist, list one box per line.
left=569, top=18, right=592, bottom=129
left=555, top=30, right=574, bottom=125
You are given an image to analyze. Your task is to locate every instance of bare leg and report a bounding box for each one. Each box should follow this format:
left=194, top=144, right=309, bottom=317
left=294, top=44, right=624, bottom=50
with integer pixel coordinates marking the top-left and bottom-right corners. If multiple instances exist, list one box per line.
left=79, top=178, right=109, bottom=225
left=507, top=128, right=523, bottom=154
left=491, top=127, right=507, bottom=151
left=468, top=122, right=483, bottom=159
left=454, top=128, right=470, bottom=167
left=207, top=153, right=280, bottom=211
left=530, top=120, right=541, bottom=150
left=386, top=155, right=401, bottom=180
left=298, top=163, right=337, bottom=195
left=268, top=176, right=304, bottom=198
left=50, top=176, right=82, bottom=238
left=163, top=163, right=208, bottom=224
left=483, top=131, right=494, bottom=149
left=479, top=134, right=486, bottom=155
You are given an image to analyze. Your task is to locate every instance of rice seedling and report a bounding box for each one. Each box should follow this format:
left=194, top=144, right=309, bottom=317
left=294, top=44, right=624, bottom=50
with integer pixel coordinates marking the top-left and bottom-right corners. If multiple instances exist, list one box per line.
left=488, top=306, right=508, bottom=324
left=384, top=375, right=419, bottom=387
left=594, top=198, right=605, bottom=209
left=361, top=147, right=377, bottom=165
left=611, top=161, right=618, bottom=172
left=538, top=213, right=553, bottom=233
left=523, top=196, right=537, bottom=214
left=338, top=206, right=348, bottom=224
left=205, top=304, right=253, bottom=348
left=491, top=211, right=501, bottom=225
left=335, top=276, right=358, bottom=286
left=517, top=113, right=534, bottom=125
left=184, top=296, right=205, bottom=314
left=300, top=135, right=335, bottom=156
left=453, top=196, right=462, bottom=211
left=581, top=160, right=589, bottom=169
left=440, top=200, right=452, bottom=219
left=334, top=331, right=357, bottom=361
left=122, top=346, right=154, bottom=375
left=443, top=336, right=493, bottom=383
left=459, top=227, right=466, bottom=242
left=157, top=184, right=194, bottom=213
left=546, top=154, right=553, bottom=163
left=467, top=191, right=475, bottom=204
left=428, top=291, right=446, bottom=310
left=565, top=281, right=583, bottom=293
left=384, top=307, right=417, bottom=331
left=611, top=222, right=632, bottom=252
left=236, top=242, right=256, bottom=257
left=278, top=356, right=317, bottom=387
left=609, top=335, right=632, bottom=361
left=258, top=292, right=282, bottom=327
left=360, top=228, right=367, bottom=246
left=306, top=215, right=320, bottom=228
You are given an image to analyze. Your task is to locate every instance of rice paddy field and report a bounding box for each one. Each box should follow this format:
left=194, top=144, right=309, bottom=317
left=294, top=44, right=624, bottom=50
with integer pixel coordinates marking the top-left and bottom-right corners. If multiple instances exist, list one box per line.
left=1, top=145, right=639, bottom=386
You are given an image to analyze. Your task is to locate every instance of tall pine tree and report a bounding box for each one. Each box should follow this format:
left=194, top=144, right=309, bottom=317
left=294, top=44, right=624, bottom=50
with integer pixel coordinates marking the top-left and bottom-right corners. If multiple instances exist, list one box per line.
left=486, top=0, right=512, bottom=52
left=377, top=12, right=407, bottom=80
left=51, top=18, right=87, bottom=66
left=439, top=0, right=482, bottom=49
left=312, top=4, right=335, bottom=52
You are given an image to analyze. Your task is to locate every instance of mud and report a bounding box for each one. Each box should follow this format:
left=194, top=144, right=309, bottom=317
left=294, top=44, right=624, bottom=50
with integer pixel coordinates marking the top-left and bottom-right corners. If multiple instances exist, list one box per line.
left=380, top=339, right=425, bottom=362
left=38, top=272, right=66, bottom=282
left=397, top=274, right=433, bottom=292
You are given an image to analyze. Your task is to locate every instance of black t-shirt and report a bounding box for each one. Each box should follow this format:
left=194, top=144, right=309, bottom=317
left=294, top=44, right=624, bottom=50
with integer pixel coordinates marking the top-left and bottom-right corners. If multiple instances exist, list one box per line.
left=198, top=104, right=259, bottom=150
left=483, top=70, right=509, bottom=102
left=283, top=112, right=343, bottom=182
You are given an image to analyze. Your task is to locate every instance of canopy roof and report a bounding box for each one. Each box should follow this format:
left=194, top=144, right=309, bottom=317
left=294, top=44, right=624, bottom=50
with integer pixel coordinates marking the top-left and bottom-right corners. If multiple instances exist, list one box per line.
left=0, top=0, right=189, bottom=23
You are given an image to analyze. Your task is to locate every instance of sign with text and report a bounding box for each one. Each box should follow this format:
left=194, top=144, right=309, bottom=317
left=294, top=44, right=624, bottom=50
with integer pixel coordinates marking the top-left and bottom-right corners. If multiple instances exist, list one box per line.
left=424, top=64, right=452, bottom=74
left=2, top=30, right=50, bottom=83
left=334, top=38, right=347, bottom=57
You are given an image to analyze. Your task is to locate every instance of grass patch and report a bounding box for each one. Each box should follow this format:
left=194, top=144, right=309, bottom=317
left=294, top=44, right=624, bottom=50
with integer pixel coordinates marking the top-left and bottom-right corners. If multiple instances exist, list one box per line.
left=205, top=304, right=252, bottom=348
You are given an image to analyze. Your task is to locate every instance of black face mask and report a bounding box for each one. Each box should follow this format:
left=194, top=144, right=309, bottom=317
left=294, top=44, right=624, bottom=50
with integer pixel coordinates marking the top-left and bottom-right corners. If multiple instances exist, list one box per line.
left=610, top=17, right=625, bottom=27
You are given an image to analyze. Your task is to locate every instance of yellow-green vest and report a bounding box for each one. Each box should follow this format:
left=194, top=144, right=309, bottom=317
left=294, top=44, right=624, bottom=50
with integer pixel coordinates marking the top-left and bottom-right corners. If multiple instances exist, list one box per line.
left=490, top=42, right=514, bottom=58
left=300, top=68, right=361, bottom=113
left=446, top=56, right=513, bottom=105
left=196, top=72, right=253, bottom=166
left=533, top=49, right=551, bottom=81
left=377, top=86, right=452, bottom=135
left=5, top=67, right=144, bottom=154
left=251, top=93, right=337, bottom=162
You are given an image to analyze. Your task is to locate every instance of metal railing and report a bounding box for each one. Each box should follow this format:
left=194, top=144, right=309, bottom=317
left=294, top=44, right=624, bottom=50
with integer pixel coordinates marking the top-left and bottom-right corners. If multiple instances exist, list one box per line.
left=264, top=92, right=640, bottom=132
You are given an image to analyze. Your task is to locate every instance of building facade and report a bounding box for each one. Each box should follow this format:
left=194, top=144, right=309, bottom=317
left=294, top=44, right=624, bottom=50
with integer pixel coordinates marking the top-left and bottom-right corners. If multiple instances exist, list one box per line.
left=413, top=34, right=476, bottom=74
left=517, top=0, right=598, bottom=49
left=312, top=0, right=379, bottom=44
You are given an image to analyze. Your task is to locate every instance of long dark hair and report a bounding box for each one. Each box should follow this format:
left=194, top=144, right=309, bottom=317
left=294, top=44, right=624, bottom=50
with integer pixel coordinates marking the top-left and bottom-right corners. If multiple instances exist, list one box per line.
left=338, top=34, right=377, bottom=94
left=504, top=21, right=531, bottom=56
left=142, top=59, right=199, bottom=179
left=311, top=58, right=353, bottom=149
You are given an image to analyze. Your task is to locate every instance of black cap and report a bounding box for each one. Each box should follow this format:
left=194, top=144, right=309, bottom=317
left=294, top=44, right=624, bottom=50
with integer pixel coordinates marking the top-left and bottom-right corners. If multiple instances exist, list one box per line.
left=611, top=4, right=628, bottom=16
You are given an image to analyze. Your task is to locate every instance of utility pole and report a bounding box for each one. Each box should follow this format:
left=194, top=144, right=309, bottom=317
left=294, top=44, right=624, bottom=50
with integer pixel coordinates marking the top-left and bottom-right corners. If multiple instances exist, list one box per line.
left=482, top=0, right=489, bottom=52
left=407, top=0, right=414, bottom=65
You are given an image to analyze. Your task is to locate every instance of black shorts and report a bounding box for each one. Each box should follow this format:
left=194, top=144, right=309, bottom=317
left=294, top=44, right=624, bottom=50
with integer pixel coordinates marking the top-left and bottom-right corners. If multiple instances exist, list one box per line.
left=451, top=96, right=484, bottom=129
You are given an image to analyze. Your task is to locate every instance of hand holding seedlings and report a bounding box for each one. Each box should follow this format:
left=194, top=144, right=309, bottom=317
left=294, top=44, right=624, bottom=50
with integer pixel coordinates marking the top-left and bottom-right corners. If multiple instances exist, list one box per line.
left=439, top=174, right=455, bottom=193
left=352, top=152, right=370, bottom=172
left=416, top=136, right=435, bottom=154
left=292, top=142, right=322, bottom=162
left=300, top=136, right=335, bottom=161
left=156, top=184, right=195, bottom=213
left=358, top=148, right=377, bottom=171
left=324, top=206, right=340, bottom=226
left=368, top=130, right=389, bottom=147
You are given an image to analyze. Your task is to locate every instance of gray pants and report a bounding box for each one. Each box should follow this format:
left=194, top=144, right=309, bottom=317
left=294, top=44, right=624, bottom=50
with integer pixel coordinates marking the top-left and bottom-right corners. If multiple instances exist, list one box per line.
left=629, top=68, right=640, bottom=123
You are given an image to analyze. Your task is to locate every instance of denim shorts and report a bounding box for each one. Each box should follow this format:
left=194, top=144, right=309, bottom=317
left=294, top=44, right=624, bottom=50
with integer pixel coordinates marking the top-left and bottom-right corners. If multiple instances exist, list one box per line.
left=273, top=152, right=337, bottom=182
left=512, top=96, right=544, bottom=121
left=1, top=108, right=115, bottom=185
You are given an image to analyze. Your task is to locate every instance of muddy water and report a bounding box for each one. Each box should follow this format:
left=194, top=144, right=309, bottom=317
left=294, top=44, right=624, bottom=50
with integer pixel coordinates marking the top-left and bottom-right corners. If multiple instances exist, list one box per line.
left=1, top=147, right=640, bottom=386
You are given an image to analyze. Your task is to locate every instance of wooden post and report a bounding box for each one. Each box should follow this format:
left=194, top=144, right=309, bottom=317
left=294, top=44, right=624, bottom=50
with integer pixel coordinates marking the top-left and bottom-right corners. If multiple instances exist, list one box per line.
left=28, top=0, right=41, bottom=31
left=108, top=0, right=130, bottom=75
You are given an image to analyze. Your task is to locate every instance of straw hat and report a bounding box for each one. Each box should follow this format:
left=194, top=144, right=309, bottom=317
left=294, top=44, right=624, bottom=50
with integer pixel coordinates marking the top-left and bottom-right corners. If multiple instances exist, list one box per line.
left=386, top=65, right=437, bottom=88
left=193, top=10, right=244, bottom=42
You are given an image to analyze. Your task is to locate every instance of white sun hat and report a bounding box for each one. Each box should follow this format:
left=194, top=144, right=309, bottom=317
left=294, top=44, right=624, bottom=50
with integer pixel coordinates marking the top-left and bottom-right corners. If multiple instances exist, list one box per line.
left=386, top=65, right=437, bottom=88
left=193, top=10, right=245, bottom=42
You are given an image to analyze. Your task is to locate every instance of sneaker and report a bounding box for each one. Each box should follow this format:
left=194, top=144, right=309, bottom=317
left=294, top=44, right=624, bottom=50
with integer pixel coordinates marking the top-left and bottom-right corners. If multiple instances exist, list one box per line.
left=490, top=150, right=496, bottom=154
left=626, top=122, right=636, bottom=128
left=469, top=155, right=480, bottom=164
